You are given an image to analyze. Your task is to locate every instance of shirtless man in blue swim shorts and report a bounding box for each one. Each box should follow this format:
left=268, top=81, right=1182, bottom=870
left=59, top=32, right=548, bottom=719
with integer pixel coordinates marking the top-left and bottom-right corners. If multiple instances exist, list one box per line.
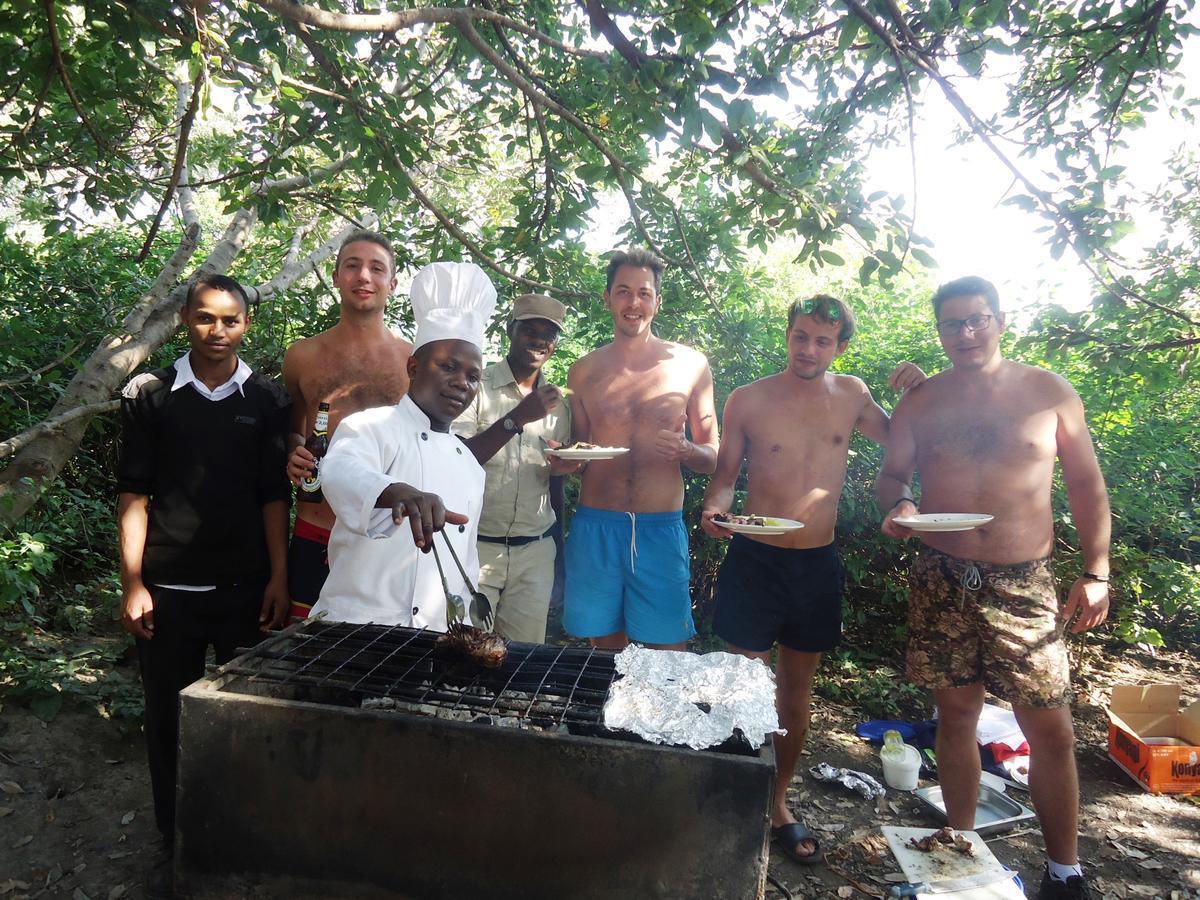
left=564, top=248, right=719, bottom=650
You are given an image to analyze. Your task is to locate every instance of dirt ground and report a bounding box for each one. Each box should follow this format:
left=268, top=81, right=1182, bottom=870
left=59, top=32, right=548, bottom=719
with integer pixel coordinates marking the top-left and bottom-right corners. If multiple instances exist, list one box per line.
left=0, top=644, right=1197, bottom=900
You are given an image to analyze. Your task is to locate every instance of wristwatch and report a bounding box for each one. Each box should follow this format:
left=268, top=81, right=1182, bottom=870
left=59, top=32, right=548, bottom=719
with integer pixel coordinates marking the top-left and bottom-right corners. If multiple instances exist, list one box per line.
left=502, top=417, right=523, bottom=435
left=1081, top=571, right=1111, bottom=583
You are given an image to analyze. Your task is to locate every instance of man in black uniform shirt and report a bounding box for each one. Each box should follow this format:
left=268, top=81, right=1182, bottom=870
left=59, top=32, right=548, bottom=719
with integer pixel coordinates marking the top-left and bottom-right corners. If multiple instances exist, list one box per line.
left=116, top=273, right=291, bottom=897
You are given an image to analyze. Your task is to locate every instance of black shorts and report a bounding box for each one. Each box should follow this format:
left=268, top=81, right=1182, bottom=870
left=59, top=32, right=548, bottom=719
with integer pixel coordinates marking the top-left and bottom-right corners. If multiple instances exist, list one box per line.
left=713, top=537, right=844, bottom=653
left=287, top=520, right=330, bottom=618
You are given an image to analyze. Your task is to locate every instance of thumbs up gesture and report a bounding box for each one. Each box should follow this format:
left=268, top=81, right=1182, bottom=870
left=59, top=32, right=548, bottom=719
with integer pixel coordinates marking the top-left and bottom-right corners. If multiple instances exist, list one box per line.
left=654, top=412, right=692, bottom=462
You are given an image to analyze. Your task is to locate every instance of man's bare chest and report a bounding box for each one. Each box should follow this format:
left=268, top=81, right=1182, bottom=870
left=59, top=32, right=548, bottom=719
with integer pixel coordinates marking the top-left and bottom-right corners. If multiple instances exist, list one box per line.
left=585, top=370, right=692, bottom=430
left=304, top=353, right=408, bottom=416
left=744, top=399, right=858, bottom=465
left=919, top=405, right=1057, bottom=465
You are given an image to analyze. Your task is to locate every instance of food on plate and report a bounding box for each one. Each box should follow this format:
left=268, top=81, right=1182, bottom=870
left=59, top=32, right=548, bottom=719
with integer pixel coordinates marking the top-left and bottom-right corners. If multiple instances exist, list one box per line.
left=437, top=623, right=508, bottom=668
left=907, top=827, right=975, bottom=856
left=713, top=512, right=768, bottom=527
left=562, top=440, right=598, bottom=450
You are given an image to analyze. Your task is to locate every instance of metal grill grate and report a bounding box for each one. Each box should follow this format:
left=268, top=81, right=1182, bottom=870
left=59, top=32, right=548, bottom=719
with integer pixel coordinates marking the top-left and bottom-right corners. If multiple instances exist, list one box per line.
left=220, top=620, right=617, bottom=731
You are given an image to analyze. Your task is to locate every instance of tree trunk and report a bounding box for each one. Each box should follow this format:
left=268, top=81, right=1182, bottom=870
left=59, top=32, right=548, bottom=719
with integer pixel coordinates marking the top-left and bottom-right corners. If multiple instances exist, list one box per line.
left=0, top=209, right=371, bottom=529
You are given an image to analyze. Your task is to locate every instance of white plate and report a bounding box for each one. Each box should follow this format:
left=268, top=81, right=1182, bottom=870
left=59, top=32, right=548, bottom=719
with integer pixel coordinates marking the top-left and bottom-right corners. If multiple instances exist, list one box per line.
left=717, top=517, right=805, bottom=535
left=544, top=447, right=630, bottom=460
left=894, top=513, right=993, bottom=532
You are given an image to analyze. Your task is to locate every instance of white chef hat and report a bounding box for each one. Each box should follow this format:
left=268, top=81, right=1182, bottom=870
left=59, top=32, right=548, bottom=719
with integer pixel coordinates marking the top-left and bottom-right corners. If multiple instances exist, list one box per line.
left=410, top=262, right=497, bottom=351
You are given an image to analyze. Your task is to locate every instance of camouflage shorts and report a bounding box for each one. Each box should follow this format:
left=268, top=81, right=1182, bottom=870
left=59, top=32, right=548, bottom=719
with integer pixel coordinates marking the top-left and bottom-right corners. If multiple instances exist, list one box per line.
left=906, top=547, right=1071, bottom=709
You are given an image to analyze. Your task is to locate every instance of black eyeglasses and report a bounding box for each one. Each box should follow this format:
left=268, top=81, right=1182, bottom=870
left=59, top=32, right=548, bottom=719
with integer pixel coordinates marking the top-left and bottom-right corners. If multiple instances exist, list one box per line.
left=936, top=314, right=993, bottom=336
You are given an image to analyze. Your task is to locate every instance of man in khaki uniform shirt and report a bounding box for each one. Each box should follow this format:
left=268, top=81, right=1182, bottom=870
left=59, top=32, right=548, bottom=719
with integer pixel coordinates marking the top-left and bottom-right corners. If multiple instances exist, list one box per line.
left=456, top=295, right=577, bottom=642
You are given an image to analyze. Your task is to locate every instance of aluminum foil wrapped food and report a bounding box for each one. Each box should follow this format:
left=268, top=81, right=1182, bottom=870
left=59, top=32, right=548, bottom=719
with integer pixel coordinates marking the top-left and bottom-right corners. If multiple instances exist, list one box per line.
left=602, top=645, right=783, bottom=750
left=808, top=762, right=886, bottom=800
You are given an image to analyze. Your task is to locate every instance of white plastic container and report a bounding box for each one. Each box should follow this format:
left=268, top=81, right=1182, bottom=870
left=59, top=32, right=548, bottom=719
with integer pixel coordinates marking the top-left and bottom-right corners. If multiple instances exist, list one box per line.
left=881, top=743, right=922, bottom=790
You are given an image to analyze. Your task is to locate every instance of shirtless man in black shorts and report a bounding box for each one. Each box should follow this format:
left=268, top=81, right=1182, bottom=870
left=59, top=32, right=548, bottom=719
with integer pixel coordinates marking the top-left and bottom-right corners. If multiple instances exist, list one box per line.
left=701, top=295, right=923, bottom=865
left=283, top=231, right=412, bottom=619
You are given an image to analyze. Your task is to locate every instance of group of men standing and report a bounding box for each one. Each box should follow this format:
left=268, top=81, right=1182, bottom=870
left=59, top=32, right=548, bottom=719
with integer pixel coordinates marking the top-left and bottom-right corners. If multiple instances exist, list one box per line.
left=118, top=232, right=1109, bottom=900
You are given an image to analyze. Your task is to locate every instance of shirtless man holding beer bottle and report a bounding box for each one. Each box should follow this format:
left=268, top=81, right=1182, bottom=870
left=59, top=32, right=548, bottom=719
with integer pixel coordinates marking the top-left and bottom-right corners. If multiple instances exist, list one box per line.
left=283, top=230, right=412, bottom=619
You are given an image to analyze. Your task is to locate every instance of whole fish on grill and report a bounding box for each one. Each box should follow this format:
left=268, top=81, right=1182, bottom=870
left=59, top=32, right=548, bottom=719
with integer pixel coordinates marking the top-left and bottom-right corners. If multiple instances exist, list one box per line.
left=437, top=623, right=508, bottom=668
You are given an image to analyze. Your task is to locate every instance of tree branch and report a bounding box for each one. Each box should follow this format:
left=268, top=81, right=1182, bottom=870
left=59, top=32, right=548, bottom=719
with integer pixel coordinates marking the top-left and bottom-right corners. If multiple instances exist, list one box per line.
left=139, top=72, right=204, bottom=260
left=250, top=0, right=603, bottom=60
left=122, top=222, right=202, bottom=335
left=0, top=400, right=120, bottom=462
left=841, top=0, right=1199, bottom=329
left=0, top=337, right=89, bottom=391
left=18, top=63, right=55, bottom=140
left=244, top=215, right=378, bottom=307
left=42, top=0, right=106, bottom=150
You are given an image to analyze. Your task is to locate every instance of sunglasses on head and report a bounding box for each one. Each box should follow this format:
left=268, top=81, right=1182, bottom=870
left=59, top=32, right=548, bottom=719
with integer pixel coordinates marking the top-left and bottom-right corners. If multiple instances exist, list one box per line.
left=797, top=298, right=842, bottom=321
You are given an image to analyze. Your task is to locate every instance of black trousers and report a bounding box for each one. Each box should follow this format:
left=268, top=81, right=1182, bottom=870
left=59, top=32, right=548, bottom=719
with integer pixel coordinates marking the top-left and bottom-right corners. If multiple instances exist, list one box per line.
left=137, top=584, right=264, bottom=840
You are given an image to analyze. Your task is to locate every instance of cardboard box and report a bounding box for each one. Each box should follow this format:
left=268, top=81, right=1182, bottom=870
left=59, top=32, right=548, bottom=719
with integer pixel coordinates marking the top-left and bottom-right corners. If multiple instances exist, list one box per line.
left=1106, top=684, right=1200, bottom=795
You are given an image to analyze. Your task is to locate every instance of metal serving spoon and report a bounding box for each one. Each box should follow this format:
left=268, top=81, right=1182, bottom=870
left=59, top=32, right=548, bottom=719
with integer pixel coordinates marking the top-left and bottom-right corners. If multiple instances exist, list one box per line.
left=439, top=531, right=494, bottom=630
left=429, top=539, right=466, bottom=627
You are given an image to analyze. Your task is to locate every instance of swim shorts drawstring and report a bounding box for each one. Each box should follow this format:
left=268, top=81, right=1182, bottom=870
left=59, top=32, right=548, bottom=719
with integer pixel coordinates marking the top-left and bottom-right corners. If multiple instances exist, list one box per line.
left=959, top=564, right=982, bottom=608
left=627, top=511, right=638, bottom=573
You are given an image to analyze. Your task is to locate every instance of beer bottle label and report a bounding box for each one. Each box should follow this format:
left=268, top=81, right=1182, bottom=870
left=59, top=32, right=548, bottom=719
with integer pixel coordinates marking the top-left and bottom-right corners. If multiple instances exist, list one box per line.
left=300, top=459, right=321, bottom=493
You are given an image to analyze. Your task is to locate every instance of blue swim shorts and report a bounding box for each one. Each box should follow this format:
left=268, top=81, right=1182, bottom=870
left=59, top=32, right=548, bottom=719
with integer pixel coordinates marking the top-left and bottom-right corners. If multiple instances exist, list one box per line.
left=563, top=506, right=696, bottom=645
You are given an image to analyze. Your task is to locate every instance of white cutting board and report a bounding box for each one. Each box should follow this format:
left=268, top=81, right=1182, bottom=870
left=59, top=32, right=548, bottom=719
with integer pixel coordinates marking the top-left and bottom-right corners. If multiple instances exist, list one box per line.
left=882, top=827, right=1025, bottom=900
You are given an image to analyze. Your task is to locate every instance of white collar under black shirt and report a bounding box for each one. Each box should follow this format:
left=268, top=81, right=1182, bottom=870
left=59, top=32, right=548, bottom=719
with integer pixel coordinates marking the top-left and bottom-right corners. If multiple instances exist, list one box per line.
left=171, top=353, right=252, bottom=402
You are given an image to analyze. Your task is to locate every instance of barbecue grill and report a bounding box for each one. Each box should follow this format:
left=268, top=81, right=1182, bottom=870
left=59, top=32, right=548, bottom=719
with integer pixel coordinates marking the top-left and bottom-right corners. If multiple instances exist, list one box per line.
left=176, top=620, right=775, bottom=899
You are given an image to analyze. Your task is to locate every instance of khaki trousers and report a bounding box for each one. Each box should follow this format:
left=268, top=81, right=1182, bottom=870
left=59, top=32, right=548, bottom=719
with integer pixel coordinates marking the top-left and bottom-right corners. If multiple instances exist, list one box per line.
left=476, top=536, right=556, bottom=644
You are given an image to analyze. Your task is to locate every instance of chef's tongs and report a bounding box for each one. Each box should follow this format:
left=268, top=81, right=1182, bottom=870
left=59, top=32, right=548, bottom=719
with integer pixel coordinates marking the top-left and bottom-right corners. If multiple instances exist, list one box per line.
left=438, top=531, right=494, bottom=629
left=429, top=539, right=466, bottom=627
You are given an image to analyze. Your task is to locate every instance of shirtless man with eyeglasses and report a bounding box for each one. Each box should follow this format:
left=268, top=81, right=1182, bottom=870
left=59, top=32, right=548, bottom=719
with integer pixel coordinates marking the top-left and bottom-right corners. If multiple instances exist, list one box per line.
left=876, top=276, right=1111, bottom=900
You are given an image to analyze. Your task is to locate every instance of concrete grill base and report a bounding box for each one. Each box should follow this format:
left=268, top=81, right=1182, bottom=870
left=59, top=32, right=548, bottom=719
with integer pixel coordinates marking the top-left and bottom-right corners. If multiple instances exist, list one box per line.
left=176, top=670, right=775, bottom=899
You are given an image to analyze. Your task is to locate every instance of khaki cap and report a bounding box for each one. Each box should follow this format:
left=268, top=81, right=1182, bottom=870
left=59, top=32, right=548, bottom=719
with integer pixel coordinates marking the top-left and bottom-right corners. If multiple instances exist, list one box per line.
left=511, top=294, right=566, bottom=330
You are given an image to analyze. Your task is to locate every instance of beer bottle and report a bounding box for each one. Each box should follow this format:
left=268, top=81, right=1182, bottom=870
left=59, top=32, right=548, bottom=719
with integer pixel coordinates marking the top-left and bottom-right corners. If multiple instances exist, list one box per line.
left=298, top=402, right=331, bottom=503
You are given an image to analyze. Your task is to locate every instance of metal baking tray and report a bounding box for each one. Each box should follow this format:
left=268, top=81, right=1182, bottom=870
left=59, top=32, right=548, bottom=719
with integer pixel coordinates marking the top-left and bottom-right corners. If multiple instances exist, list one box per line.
left=914, top=783, right=1036, bottom=836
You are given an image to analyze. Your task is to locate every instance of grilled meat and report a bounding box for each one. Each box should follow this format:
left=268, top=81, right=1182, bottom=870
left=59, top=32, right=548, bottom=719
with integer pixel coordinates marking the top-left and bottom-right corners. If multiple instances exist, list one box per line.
left=437, top=623, right=508, bottom=668
left=907, top=827, right=975, bottom=856
left=712, top=512, right=767, bottom=527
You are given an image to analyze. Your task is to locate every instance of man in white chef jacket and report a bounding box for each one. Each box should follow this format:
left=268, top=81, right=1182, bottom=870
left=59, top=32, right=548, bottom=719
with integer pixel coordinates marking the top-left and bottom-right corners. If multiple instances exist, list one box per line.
left=310, top=262, right=497, bottom=628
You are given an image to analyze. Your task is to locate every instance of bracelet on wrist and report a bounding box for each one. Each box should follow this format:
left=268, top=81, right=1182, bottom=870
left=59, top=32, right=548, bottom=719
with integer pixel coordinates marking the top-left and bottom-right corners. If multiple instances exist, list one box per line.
left=891, top=496, right=916, bottom=511
left=1081, top=571, right=1111, bottom=583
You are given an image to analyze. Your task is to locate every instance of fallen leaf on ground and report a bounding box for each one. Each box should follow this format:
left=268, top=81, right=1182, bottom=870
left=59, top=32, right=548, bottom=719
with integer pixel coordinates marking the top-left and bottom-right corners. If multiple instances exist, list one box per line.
left=884, top=872, right=908, bottom=882
left=1109, top=840, right=1149, bottom=860
left=119, top=810, right=135, bottom=826
left=107, top=851, right=130, bottom=861
left=73, top=889, right=92, bottom=900
left=107, top=885, right=127, bottom=899
left=1125, top=886, right=1157, bottom=897
left=46, top=864, right=63, bottom=886
left=0, top=781, right=22, bottom=795
left=838, top=886, right=855, bottom=897
left=1136, top=860, right=1164, bottom=870
left=11, top=834, right=33, bottom=848
left=0, top=806, right=13, bottom=817
left=105, top=759, right=122, bottom=765
left=0, top=880, right=32, bottom=895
